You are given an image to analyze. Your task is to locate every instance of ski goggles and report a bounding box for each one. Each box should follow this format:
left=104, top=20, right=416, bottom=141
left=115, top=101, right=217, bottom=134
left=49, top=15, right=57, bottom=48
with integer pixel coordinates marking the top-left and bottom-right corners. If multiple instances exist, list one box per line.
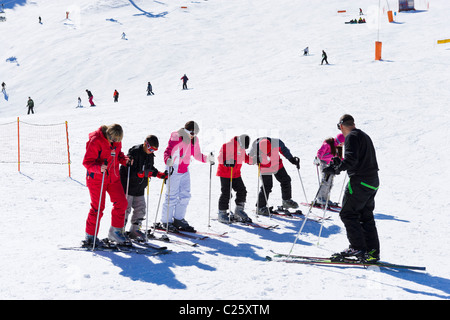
left=144, top=140, right=158, bottom=153
left=184, top=128, right=197, bottom=137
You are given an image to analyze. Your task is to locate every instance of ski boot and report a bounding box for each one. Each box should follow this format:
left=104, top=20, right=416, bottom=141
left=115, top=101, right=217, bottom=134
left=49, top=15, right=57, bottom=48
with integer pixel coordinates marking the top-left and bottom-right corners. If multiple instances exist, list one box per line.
left=257, top=206, right=271, bottom=216
left=362, top=249, right=380, bottom=264
left=218, top=209, right=232, bottom=224
left=331, top=247, right=365, bottom=262
left=129, top=223, right=146, bottom=242
left=173, top=218, right=196, bottom=232
left=233, top=203, right=252, bottom=223
left=108, top=226, right=132, bottom=246
left=157, top=222, right=179, bottom=233
left=83, top=233, right=103, bottom=248
left=282, top=199, right=299, bottom=209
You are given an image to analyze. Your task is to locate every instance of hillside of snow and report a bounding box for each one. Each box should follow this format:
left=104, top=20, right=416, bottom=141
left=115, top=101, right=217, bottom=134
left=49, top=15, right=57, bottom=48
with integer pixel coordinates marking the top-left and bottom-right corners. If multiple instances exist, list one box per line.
left=0, top=0, right=449, bottom=300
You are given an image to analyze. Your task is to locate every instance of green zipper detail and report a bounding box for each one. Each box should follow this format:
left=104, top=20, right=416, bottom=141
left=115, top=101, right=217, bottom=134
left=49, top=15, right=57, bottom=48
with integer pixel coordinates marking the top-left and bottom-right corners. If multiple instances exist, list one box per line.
left=360, top=181, right=379, bottom=191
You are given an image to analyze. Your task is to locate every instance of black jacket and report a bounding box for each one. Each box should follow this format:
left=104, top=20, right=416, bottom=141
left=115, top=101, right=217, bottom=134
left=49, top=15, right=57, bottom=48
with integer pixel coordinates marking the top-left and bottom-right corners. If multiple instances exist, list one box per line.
left=119, top=144, right=161, bottom=196
left=338, top=128, right=378, bottom=178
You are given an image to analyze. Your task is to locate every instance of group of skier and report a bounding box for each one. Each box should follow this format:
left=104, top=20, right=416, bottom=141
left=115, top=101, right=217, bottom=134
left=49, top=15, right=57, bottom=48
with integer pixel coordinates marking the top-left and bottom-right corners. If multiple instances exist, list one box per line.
left=82, top=114, right=381, bottom=263
left=77, top=76, right=188, bottom=107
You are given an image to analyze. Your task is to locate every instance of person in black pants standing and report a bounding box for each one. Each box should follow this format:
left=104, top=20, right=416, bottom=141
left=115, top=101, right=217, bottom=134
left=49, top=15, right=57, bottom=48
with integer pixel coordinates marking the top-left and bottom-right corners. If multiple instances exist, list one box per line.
left=324, top=114, right=380, bottom=263
left=321, top=50, right=329, bottom=65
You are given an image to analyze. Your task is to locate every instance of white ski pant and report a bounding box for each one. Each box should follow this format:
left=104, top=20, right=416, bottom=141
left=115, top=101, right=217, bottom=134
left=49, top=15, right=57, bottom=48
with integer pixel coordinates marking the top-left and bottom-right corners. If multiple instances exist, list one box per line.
left=317, top=161, right=334, bottom=203
left=161, top=171, right=191, bottom=223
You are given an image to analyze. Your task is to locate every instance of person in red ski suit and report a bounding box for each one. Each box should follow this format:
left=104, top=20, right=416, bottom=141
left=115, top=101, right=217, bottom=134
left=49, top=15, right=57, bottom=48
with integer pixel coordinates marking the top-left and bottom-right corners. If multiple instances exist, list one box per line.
left=83, top=124, right=129, bottom=245
left=216, top=134, right=252, bottom=224
left=249, top=137, right=300, bottom=215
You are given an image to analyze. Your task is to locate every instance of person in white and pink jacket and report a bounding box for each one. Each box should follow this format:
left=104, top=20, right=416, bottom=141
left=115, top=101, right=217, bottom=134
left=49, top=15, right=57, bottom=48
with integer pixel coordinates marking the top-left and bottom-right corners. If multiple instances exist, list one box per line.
left=314, top=133, right=345, bottom=206
left=161, top=121, right=214, bottom=232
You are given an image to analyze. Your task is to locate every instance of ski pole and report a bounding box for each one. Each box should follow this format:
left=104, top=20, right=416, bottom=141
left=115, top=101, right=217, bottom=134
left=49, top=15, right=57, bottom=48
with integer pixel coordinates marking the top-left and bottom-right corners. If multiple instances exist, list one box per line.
left=260, top=173, right=270, bottom=218
left=93, top=159, right=107, bottom=251
left=288, top=178, right=325, bottom=256
left=208, top=159, right=213, bottom=228
left=228, top=167, right=233, bottom=224
left=296, top=168, right=308, bottom=204
left=255, top=163, right=261, bottom=217
left=123, top=164, right=131, bottom=228
left=316, top=164, right=321, bottom=186
left=165, top=158, right=174, bottom=234
left=145, top=176, right=150, bottom=242
left=338, top=173, right=347, bottom=205
left=151, top=178, right=165, bottom=237
left=317, top=175, right=333, bottom=245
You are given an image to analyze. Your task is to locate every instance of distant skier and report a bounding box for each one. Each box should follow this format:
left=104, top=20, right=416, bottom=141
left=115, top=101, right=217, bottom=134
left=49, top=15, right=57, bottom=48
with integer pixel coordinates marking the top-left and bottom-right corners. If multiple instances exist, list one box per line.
left=77, top=97, right=82, bottom=108
left=86, top=89, right=95, bottom=106
left=303, top=47, right=309, bottom=56
left=121, top=32, right=126, bottom=40
left=181, top=74, right=189, bottom=90
left=147, top=82, right=154, bottom=95
left=1, top=82, right=5, bottom=92
left=39, top=16, right=42, bottom=24
left=113, top=90, right=119, bottom=102
left=321, top=50, right=329, bottom=65
left=27, top=97, right=34, bottom=114
left=248, top=137, right=300, bottom=215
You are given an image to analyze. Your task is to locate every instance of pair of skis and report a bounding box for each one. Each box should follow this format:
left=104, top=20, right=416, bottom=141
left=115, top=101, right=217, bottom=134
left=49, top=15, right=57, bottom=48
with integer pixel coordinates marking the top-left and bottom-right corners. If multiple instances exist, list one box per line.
left=267, top=251, right=426, bottom=271
left=60, top=238, right=171, bottom=256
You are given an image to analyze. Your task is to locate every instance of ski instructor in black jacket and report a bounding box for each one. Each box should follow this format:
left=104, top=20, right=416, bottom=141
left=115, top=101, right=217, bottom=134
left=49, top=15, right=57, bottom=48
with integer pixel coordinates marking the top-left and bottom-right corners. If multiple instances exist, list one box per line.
left=323, top=114, right=380, bottom=263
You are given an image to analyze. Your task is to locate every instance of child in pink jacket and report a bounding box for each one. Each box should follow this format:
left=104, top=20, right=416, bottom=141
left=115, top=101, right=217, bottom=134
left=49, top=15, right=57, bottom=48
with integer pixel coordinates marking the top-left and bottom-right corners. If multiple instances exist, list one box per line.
left=314, top=133, right=345, bottom=206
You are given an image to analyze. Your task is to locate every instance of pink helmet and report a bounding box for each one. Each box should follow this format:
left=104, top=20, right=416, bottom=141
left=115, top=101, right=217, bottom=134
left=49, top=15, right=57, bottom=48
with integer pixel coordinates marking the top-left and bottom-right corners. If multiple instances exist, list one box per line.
left=335, top=133, right=345, bottom=146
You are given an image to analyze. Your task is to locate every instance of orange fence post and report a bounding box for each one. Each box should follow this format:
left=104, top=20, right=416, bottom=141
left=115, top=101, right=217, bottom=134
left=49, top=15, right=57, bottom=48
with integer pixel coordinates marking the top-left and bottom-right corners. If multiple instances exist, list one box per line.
left=387, top=11, right=394, bottom=23
left=375, top=41, right=382, bottom=60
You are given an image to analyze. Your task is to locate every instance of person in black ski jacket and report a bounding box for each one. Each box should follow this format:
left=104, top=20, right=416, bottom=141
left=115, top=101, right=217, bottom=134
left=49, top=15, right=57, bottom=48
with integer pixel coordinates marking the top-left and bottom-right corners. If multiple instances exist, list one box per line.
left=324, top=114, right=380, bottom=263
left=27, top=97, right=34, bottom=114
left=181, top=74, right=189, bottom=90
left=119, top=135, right=167, bottom=240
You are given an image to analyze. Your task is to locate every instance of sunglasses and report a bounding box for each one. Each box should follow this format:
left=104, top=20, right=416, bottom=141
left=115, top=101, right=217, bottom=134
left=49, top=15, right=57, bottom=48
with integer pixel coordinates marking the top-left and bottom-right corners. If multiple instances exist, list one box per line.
left=337, top=120, right=344, bottom=130
left=144, top=140, right=158, bottom=152
left=184, top=128, right=197, bottom=137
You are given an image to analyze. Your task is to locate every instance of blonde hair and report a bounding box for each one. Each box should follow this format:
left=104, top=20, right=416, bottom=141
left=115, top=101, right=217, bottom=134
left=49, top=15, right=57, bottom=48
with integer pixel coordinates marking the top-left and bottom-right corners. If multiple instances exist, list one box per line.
left=102, top=124, right=123, bottom=142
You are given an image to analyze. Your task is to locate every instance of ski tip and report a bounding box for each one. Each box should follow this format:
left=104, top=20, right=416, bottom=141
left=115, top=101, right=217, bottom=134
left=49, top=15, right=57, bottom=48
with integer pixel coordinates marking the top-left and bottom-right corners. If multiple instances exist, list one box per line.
left=265, top=256, right=273, bottom=261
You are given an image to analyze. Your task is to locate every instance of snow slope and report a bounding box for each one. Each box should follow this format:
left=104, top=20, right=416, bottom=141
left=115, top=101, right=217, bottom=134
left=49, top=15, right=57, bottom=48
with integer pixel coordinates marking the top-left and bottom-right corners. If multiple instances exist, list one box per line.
left=0, top=0, right=449, bottom=300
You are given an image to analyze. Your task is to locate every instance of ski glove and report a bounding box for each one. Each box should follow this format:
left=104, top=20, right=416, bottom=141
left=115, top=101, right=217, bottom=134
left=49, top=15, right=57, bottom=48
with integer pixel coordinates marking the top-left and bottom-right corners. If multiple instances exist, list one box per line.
left=289, top=156, right=300, bottom=169
left=156, top=171, right=168, bottom=180
left=323, top=163, right=341, bottom=175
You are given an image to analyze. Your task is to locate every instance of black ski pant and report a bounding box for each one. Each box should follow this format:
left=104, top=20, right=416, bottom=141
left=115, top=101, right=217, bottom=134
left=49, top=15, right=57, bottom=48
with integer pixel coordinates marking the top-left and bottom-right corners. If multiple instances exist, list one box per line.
left=218, top=177, right=247, bottom=210
left=340, top=175, right=380, bottom=255
left=27, top=107, right=34, bottom=114
left=258, top=166, right=292, bottom=208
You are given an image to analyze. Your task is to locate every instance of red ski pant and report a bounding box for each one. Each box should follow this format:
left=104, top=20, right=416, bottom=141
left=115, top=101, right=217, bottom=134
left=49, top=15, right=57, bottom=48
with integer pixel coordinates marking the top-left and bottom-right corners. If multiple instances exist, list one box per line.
left=85, top=176, right=128, bottom=236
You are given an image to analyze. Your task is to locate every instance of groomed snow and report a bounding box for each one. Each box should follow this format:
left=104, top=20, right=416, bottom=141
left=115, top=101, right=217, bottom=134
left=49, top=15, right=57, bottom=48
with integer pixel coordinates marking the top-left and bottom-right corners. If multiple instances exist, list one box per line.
left=0, top=0, right=449, bottom=300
